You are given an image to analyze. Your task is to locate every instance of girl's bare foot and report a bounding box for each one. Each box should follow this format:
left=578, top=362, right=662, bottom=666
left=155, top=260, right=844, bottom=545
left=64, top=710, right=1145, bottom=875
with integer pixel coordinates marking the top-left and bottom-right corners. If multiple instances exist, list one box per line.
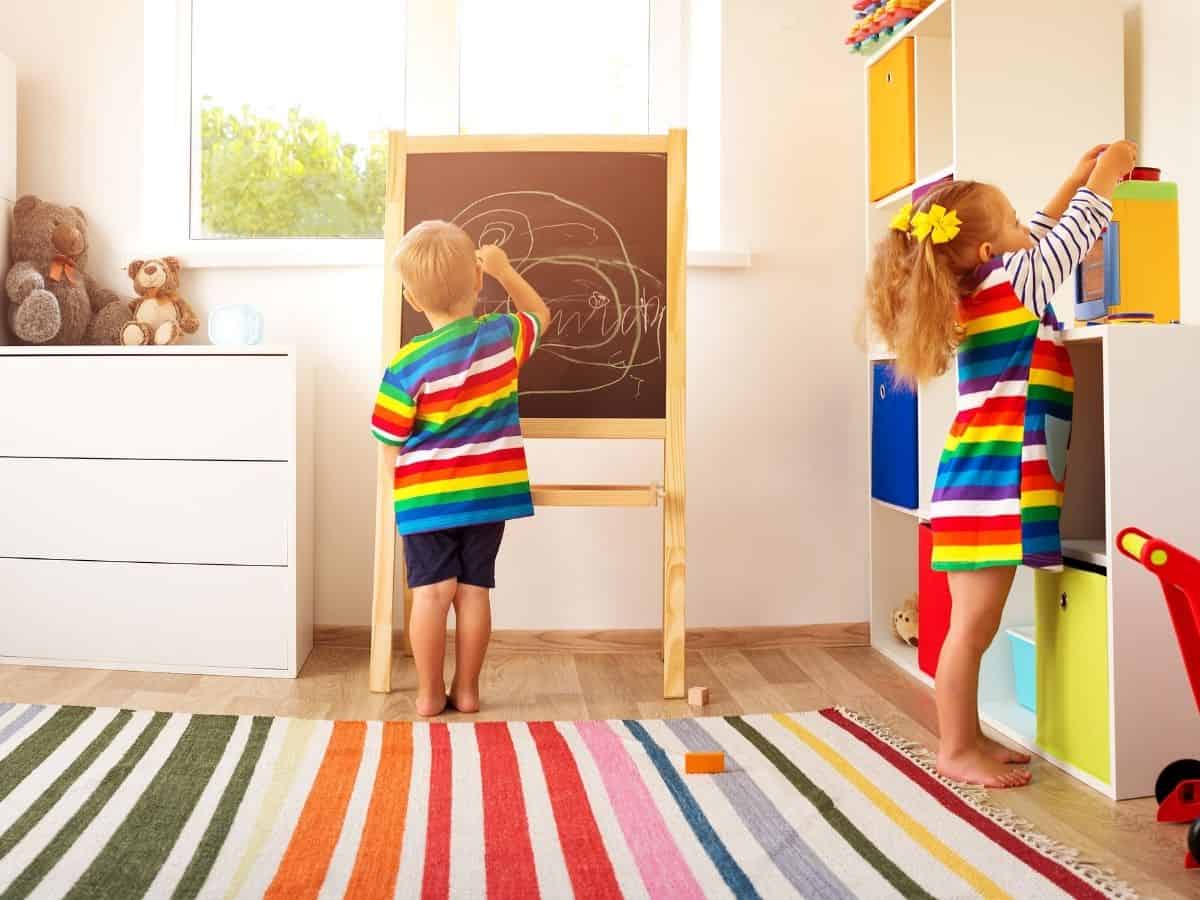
left=415, top=693, right=448, bottom=717
left=978, top=733, right=1031, bottom=764
left=938, top=749, right=1032, bottom=788
left=449, top=683, right=479, bottom=714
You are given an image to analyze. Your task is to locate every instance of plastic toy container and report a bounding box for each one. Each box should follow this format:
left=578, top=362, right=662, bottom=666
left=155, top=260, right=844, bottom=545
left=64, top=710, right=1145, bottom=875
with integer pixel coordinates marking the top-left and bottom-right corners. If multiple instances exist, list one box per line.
left=1007, top=626, right=1037, bottom=713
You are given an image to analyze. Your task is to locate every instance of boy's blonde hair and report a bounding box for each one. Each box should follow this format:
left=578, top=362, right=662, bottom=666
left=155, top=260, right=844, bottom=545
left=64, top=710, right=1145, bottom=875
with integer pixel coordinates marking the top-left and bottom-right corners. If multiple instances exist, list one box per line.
left=393, top=220, right=478, bottom=314
left=864, top=180, right=1004, bottom=383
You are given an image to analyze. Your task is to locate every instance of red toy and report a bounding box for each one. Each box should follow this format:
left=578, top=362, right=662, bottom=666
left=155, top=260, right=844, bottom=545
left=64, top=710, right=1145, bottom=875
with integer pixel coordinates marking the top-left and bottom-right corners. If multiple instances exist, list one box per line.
left=1117, top=527, right=1200, bottom=869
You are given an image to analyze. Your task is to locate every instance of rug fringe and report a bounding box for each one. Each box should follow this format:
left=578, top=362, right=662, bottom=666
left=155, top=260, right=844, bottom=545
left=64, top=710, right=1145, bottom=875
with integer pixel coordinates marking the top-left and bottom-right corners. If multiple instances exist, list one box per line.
left=834, top=707, right=1140, bottom=900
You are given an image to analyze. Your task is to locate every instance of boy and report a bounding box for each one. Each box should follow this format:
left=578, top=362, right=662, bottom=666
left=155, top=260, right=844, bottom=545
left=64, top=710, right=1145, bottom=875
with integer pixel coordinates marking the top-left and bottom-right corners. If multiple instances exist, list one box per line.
left=371, top=220, right=550, bottom=717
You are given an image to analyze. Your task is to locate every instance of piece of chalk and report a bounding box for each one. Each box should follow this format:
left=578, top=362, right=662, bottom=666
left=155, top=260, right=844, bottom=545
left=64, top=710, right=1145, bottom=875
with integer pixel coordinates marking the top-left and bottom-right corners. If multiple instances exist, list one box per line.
left=685, top=751, right=725, bottom=774
left=688, top=686, right=709, bottom=708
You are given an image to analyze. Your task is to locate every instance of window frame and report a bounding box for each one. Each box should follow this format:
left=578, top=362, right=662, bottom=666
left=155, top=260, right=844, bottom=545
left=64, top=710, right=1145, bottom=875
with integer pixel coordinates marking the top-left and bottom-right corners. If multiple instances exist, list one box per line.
left=143, top=0, right=746, bottom=269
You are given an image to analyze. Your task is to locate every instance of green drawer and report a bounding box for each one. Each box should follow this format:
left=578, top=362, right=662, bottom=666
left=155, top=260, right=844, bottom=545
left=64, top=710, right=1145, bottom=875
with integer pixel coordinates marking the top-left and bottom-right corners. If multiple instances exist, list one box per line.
left=1036, top=566, right=1111, bottom=784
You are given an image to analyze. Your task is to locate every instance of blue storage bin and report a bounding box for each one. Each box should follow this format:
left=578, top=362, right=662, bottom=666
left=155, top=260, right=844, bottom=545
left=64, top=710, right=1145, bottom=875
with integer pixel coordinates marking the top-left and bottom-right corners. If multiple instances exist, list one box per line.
left=1007, top=625, right=1037, bottom=713
left=871, top=362, right=919, bottom=509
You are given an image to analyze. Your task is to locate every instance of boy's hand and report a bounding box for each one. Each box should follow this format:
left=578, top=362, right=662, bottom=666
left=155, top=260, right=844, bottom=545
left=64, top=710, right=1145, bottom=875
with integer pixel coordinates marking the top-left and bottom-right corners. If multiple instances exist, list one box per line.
left=476, top=244, right=512, bottom=279
left=1071, top=144, right=1109, bottom=187
left=1094, top=140, right=1138, bottom=181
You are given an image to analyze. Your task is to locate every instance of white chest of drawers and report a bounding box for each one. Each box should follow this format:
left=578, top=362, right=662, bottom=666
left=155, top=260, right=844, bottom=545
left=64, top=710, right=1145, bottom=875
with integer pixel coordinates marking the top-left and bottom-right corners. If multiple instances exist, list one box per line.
left=0, top=346, right=314, bottom=677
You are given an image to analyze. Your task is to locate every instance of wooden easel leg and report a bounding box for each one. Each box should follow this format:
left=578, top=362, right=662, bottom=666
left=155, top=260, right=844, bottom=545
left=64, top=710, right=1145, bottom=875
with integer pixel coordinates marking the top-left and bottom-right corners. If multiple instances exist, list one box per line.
left=370, top=445, right=396, bottom=693
left=662, top=127, right=688, bottom=700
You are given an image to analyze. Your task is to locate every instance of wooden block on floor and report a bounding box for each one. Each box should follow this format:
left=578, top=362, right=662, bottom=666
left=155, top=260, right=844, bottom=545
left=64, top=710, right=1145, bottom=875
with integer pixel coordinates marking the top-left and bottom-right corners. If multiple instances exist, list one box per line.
left=684, top=751, right=724, bottom=774
left=688, top=685, right=709, bottom=708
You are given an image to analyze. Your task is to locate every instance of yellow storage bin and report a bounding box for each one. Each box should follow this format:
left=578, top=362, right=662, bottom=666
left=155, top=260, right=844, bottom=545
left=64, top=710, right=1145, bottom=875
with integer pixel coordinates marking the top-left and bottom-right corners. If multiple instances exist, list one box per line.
left=1036, top=564, right=1111, bottom=785
left=868, top=39, right=915, bottom=201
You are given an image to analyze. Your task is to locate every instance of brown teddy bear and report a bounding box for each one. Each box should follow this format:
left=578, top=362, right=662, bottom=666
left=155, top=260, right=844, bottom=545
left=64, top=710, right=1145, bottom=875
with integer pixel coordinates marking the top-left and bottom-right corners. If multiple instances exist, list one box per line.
left=122, top=257, right=200, bottom=346
left=892, top=593, right=919, bottom=647
left=3, top=195, right=130, bottom=345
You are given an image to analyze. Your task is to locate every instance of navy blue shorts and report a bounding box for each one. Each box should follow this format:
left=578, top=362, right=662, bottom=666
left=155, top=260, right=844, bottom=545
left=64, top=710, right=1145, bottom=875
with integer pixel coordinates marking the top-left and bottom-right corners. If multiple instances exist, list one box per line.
left=402, top=522, right=506, bottom=589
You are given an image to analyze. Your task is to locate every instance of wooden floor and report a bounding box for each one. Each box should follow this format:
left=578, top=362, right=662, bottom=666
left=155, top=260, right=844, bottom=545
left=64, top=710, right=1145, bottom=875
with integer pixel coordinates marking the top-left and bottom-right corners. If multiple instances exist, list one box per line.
left=1, top=643, right=1193, bottom=898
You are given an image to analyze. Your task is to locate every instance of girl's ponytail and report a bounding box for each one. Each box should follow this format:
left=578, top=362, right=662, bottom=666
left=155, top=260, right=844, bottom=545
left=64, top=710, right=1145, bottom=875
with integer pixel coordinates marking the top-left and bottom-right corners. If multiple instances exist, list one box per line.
left=863, top=181, right=996, bottom=384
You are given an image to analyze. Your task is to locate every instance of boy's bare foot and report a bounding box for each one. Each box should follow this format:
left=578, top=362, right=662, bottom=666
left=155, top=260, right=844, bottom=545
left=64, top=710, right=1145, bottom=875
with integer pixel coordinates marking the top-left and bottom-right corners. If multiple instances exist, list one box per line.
left=978, top=733, right=1031, bottom=764
left=937, top=749, right=1032, bottom=788
left=415, top=693, right=448, bottom=718
left=449, top=684, right=480, bottom=714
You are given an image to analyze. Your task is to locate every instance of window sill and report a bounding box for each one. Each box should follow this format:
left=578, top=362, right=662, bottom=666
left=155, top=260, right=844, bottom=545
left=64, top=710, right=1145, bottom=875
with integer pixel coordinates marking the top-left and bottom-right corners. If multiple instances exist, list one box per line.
left=137, top=240, right=752, bottom=271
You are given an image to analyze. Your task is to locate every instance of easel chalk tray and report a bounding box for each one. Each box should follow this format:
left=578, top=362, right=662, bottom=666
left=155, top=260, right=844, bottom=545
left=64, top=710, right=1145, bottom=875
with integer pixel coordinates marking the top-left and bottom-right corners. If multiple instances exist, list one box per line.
left=371, top=132, right=688, bottom=699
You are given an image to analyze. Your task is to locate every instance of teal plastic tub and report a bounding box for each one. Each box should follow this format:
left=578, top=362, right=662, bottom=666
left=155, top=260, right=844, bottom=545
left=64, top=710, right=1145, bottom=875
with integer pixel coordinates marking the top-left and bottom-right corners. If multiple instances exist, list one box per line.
left=1007, top=626, right=1037, bottom=713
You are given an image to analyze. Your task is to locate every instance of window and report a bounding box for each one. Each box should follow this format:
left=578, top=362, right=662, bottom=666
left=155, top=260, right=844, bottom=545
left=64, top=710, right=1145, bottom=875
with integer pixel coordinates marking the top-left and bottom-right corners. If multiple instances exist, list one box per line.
left=189, top=0, right=403, bottom=239
left=148, top=0, right=729, bottom=261
left=459, top=0, right=651, bottom=135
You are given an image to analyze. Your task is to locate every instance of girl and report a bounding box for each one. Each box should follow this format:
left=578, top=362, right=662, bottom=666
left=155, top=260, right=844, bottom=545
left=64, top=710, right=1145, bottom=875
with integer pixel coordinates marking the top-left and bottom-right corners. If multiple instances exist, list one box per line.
left=865, top=140, right=1138, bottom=788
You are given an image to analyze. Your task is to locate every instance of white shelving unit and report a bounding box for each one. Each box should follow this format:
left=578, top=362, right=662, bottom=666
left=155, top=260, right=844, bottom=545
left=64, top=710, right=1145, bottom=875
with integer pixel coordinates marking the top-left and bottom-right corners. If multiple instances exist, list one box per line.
left=864, top=1, right=1200, bottom=800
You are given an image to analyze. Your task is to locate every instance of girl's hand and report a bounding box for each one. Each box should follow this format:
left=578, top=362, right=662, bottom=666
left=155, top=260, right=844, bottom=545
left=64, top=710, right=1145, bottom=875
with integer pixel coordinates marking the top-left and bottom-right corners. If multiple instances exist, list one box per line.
left=1094, top=140, right=1139, bottom=181
left=476, top=244, right=512, bottom=278
left=1087, top=140, right=1139, bottom=199
left=1071, top=144, right=1109, bottom=187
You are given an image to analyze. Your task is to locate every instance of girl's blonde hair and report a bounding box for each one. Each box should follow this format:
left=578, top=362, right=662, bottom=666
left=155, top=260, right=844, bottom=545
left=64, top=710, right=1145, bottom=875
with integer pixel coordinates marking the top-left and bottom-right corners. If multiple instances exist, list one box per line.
left=864, top=180, right=1003, bottom=383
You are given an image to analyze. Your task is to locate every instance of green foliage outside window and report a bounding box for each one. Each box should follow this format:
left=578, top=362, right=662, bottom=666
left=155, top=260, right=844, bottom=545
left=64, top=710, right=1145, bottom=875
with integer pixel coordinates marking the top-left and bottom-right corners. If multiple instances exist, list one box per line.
left=198, top=102, right=386, bottom=238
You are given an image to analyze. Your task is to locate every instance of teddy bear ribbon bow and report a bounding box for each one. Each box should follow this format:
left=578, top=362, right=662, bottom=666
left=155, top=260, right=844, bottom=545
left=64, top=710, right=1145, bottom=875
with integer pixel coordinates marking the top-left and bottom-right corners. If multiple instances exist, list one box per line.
left=48, top=254, right=80, bottom=285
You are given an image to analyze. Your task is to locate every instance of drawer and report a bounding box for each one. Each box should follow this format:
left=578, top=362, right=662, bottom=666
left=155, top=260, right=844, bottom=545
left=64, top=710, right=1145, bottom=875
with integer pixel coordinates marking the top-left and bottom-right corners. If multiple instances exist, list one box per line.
left=868, top=38, right=915, bottom=201
left=0, top=355, right=291, bottom=460
left=0, top=458, right=288, bottom=565
left=0, top=558, right=288, bottom=671
left=1036, top=565, right=1111, bottom=783
left=917, top=522, right=951, bottom=677
left=871, top=361, right=918, bottom=509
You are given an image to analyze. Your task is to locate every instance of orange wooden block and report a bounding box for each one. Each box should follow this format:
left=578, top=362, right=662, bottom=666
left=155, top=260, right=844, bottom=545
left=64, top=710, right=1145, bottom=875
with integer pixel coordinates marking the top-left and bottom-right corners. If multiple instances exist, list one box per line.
left=687, top=686, right=709, bottom=708
left=684, top=751, right=725, bottom=774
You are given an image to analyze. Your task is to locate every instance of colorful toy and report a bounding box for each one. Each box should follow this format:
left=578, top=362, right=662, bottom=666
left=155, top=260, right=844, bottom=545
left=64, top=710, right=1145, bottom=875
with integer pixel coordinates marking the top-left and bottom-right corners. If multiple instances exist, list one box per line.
left=1075, top=168, right=1180, bottom=324
left=844, top=0, right=934, bottom=54
left=688, top=686, right=710, bottom=708
left=684, top=751, right=725, bottom=774
left=1116, top=527, right=1200, bottom=869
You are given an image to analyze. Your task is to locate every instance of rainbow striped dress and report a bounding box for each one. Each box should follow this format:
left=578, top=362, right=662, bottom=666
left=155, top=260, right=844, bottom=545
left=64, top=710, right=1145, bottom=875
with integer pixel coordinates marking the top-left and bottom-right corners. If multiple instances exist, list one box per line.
left=929, top=259, right=1075, bottom=571
left=371, top=312, right=541, bottom=535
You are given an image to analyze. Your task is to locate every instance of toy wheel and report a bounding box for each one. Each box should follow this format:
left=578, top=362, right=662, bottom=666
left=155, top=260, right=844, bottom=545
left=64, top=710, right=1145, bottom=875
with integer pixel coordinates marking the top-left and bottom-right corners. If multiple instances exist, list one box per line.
left=1155, top=759, right=1200, bottom=805
left=1189, top=819, right=1200, bottom=863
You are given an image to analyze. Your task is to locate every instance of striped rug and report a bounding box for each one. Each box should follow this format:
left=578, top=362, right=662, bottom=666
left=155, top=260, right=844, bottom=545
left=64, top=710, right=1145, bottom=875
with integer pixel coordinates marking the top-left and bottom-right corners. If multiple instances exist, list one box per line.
left=0, top=703, right=1132, bottom=899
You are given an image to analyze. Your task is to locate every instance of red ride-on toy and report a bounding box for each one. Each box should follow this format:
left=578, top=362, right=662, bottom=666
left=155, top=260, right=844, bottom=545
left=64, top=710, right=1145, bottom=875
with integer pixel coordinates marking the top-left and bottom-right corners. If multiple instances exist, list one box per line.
left=1116, top=527, right=1200, bottom=869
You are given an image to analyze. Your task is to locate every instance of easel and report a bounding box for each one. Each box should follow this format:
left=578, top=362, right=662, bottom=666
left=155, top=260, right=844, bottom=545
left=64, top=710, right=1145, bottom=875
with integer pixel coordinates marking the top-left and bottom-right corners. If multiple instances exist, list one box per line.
left=370, top=131, right=688, bottom=699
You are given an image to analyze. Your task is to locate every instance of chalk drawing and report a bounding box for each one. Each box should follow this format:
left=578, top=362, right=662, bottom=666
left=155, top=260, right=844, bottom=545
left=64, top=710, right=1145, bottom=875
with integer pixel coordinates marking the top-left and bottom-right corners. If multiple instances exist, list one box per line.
left=451, top=190, right=665, bottom=399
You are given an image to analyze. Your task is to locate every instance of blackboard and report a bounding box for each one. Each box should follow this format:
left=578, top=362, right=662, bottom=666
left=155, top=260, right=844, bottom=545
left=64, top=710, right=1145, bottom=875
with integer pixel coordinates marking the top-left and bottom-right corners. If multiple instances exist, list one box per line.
left=401, top=151, right=669, bottom=419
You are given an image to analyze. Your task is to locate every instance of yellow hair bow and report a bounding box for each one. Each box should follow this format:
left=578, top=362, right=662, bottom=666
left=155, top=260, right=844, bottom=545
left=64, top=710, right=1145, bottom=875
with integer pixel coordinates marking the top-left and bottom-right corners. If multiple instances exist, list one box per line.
left=910, top=204, right=963, bottom=244
left=889, top=202, right=914, bottom=234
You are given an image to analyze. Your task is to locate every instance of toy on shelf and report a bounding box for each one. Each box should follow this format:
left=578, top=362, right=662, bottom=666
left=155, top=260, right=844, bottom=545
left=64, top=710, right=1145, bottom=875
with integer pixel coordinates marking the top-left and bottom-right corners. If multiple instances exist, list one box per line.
left=892, top=593, right=919, bottom=647
left=123, top=257, right=200, bottom=346
left=1075, top=165, right=1181, bottom=325
left=1116, top=527, right=1200, bottom=870
left=208, top=303, right=265, bottom=346
left=844, top=0, right=934, bottom=54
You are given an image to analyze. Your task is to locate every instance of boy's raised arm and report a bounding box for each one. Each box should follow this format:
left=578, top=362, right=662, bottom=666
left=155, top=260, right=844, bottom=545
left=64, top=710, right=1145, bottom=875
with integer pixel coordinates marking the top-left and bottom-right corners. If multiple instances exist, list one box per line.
left=477, top=244, right=550, bottom=333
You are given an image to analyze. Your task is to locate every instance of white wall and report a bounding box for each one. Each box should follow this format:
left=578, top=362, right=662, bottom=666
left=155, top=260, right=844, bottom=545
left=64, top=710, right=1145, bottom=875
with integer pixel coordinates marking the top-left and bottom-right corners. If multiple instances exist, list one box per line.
left=1123, top=0, right=1198, bottom=321
left=0, top=0, right=870, bottom=631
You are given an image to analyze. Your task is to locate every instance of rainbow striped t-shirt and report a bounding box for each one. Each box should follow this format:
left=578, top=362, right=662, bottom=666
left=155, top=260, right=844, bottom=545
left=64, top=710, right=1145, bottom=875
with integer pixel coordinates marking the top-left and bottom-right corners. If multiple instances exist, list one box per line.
left=371, top=312, right=542, bottom=535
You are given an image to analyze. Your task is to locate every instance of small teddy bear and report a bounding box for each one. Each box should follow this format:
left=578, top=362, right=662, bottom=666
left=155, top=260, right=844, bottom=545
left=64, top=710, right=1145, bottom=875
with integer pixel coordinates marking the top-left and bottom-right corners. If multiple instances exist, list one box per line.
left=892, top=593, right=919, bottom=647
left=121, top=257, right=200, bottom=346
